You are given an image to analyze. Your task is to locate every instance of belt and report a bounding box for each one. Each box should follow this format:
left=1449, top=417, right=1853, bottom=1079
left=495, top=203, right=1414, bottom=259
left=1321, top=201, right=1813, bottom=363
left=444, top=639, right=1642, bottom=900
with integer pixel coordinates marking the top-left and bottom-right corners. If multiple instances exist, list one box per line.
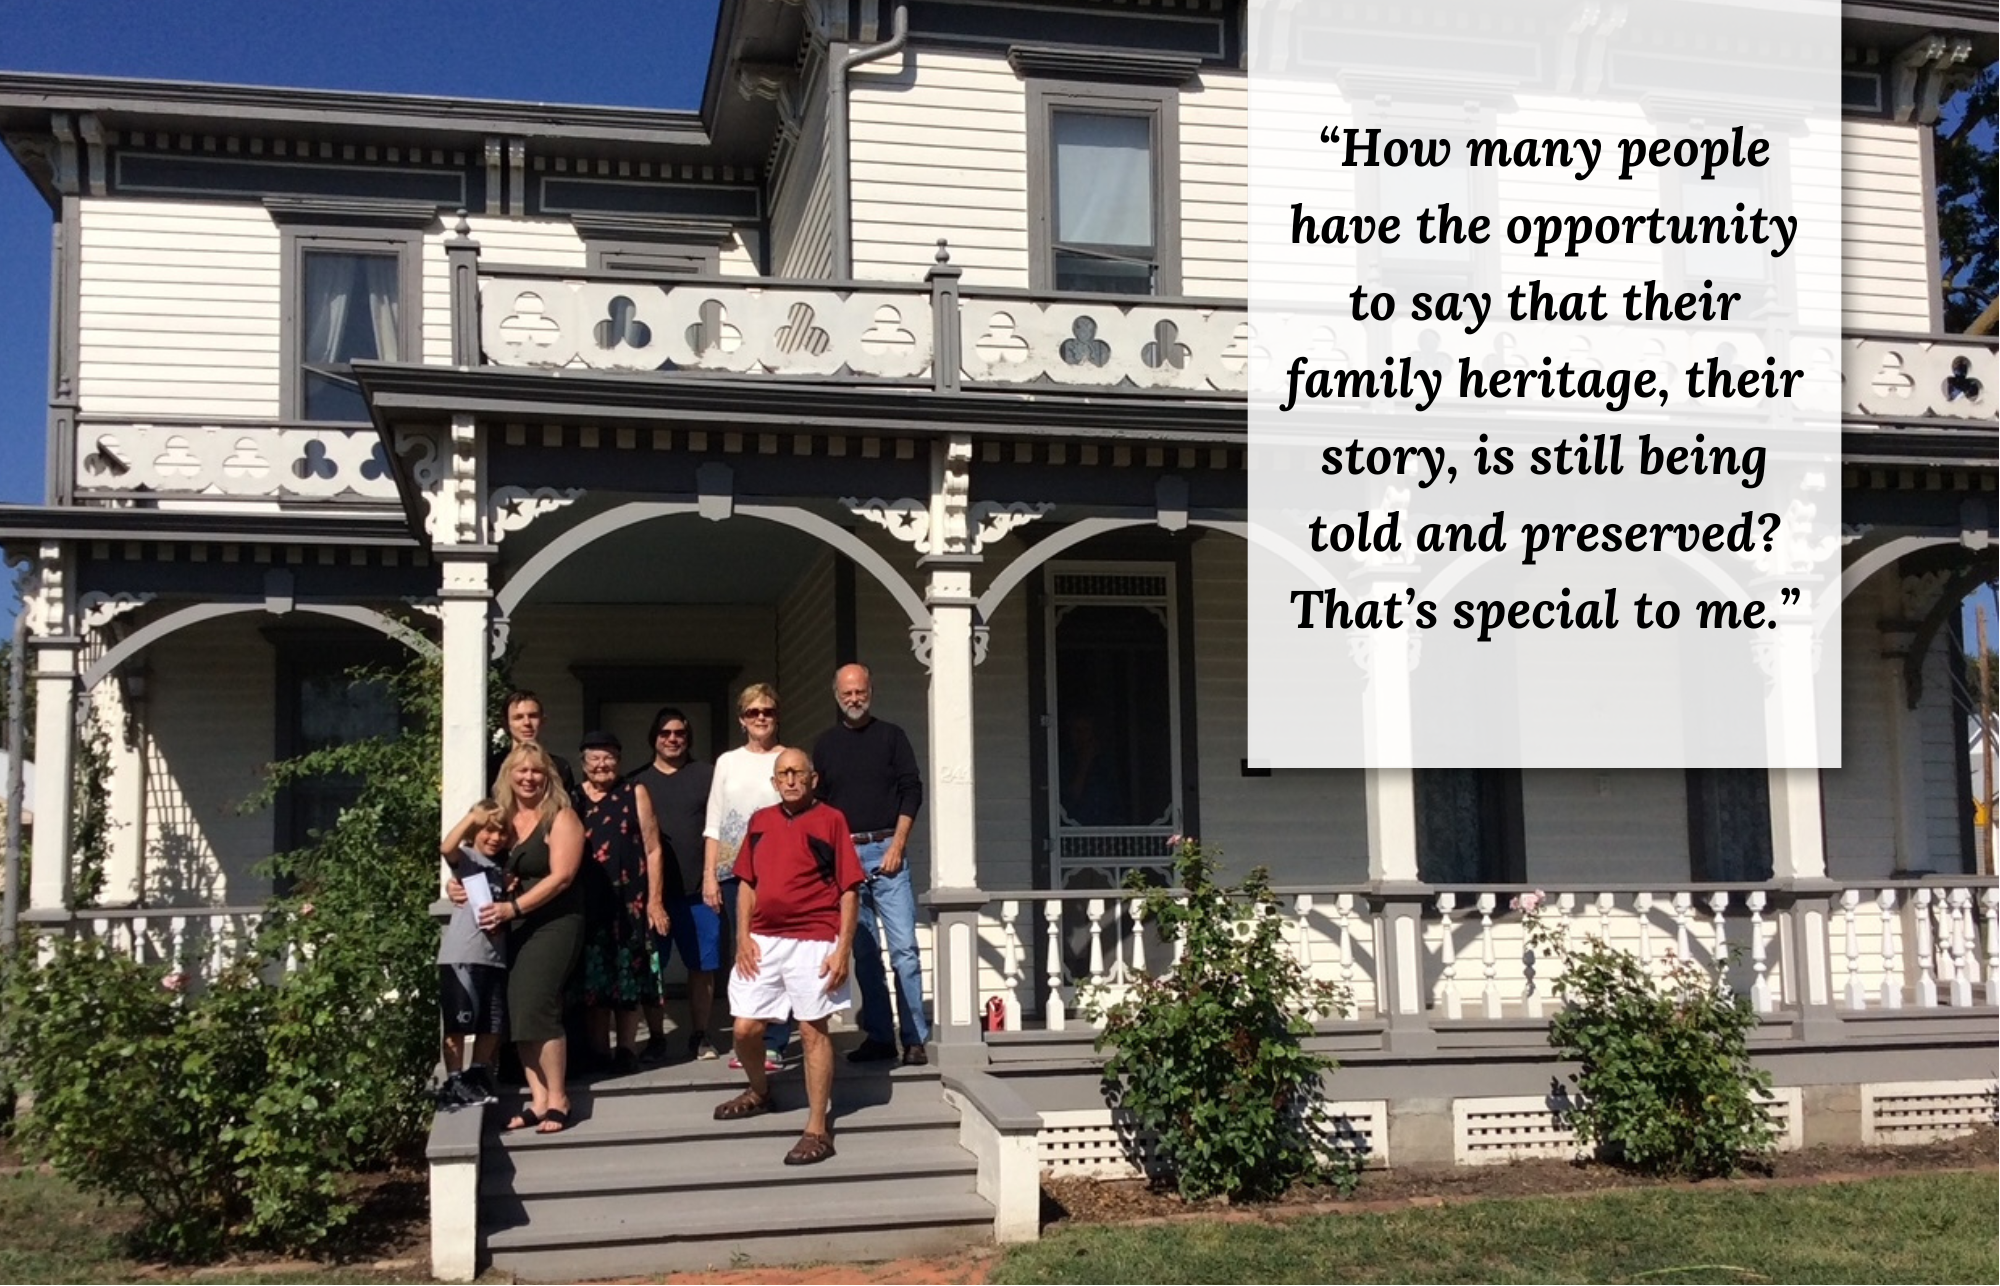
left=851, top=828, right=897, bottom=844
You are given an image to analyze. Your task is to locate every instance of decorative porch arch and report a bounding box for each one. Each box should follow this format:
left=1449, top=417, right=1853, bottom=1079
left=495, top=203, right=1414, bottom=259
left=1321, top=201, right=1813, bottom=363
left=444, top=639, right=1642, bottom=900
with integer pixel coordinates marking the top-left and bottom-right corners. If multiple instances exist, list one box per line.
left=1825, top=534, right=1965, bottom=632
left=79, top=602, right=435, bottom=693
left=494, top=499, right=929, bottom=631
left=972, top=515, right=1332, bottom=624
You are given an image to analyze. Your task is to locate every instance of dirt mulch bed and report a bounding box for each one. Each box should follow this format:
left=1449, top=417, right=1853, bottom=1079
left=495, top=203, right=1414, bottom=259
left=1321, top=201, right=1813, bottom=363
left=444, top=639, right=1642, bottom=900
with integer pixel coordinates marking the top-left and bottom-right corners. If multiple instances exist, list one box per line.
left=1042, top=1126, right=2000, bottom=1227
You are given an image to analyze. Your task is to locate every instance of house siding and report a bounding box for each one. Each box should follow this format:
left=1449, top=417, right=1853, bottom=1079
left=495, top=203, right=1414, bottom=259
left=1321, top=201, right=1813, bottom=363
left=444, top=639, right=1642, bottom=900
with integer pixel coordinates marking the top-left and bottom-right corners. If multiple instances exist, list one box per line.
left=76, top=198, right=282, bottom=418
left=850, top=49, right=1028, bottom=285
left=1841, top=120, right=1936, bottom=330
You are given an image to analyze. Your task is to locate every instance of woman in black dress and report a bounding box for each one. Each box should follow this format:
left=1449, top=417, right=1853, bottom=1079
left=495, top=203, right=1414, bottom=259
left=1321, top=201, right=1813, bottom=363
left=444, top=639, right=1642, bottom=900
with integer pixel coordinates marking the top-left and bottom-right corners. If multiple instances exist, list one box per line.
left=478, top=741, right=584, bottom=1134
left=574, top=731, right=667, bottom=1075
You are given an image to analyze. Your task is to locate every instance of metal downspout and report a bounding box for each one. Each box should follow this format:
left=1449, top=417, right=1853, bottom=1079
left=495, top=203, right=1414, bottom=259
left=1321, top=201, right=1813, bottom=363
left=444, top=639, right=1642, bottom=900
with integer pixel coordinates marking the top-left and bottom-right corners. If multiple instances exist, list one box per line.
left=831, top=4, right=909, bottom=280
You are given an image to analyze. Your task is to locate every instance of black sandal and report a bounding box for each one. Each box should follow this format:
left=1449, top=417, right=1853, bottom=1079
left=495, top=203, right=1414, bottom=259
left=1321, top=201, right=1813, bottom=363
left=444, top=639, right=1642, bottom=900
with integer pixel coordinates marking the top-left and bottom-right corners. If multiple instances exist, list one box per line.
left=535, top=1107, right=571, bottom=1134
left=504, top=1108, right=541, bottom=1132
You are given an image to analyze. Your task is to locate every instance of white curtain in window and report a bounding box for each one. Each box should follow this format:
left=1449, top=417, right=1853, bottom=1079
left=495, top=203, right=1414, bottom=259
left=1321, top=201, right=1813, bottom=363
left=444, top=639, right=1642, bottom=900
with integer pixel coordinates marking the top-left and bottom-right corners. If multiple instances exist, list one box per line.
left=1053, top=112, right=1152, bottom=249
left=303, top=251, right=400, bottom=366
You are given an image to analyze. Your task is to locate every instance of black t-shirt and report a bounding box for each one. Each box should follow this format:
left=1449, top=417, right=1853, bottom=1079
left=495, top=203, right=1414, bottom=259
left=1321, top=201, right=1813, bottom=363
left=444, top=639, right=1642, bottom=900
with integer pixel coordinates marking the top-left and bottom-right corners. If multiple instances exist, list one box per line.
left=629, top=759, right=715, bottom=897
left=811, top=718, right=923, bottom=835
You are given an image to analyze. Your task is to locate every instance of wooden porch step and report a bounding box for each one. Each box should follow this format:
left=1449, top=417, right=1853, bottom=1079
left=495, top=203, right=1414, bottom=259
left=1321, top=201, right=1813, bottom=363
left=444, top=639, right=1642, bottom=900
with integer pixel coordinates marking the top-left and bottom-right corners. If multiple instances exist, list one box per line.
left=478, top=1051, right=992, bottom=1280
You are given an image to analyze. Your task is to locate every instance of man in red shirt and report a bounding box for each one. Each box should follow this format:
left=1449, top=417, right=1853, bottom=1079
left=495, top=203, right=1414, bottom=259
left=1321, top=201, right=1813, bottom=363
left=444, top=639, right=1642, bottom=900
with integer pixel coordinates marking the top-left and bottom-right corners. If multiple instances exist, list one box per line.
left=711, top=746, right=864, bottom=1165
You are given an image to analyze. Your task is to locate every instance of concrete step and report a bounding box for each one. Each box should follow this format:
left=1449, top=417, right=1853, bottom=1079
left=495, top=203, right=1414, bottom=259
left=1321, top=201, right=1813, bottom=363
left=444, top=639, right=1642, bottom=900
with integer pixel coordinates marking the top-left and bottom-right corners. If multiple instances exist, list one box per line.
left=486, top=1078, right=960, bottom=1151
left=483, top=1183, right=993, bottom=1280
left=488, top=1130, right=977, bottom=1197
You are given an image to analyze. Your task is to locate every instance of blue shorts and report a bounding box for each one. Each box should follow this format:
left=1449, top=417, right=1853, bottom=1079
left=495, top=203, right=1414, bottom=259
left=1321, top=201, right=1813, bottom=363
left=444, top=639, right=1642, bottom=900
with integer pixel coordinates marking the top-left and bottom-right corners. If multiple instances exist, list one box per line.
left=655, top=895, right=723, bottom=973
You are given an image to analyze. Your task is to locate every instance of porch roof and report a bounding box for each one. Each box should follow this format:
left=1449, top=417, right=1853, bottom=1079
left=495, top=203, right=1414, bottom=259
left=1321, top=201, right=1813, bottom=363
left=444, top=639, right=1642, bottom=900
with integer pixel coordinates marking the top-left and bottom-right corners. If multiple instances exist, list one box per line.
left=0, top=503, right=421, bottom=566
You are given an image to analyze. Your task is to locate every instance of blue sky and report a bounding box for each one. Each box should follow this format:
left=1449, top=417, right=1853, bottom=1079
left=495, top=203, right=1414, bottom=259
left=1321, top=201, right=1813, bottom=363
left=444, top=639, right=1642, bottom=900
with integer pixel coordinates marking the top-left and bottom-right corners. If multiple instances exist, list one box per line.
left=0, top=3, right=1992, bottom=652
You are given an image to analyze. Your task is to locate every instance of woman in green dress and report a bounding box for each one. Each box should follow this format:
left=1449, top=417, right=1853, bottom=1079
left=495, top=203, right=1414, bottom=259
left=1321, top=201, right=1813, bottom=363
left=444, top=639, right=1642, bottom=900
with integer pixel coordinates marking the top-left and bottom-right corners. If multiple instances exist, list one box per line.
left=479, top=740, right=585, bottom=1134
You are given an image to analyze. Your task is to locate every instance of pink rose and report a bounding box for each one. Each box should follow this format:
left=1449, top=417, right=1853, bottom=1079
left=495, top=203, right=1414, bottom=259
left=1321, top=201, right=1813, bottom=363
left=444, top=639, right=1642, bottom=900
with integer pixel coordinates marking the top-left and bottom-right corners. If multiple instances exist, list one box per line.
left=161, top=971, right=188, bottom=993
left=298, top=902, right=315, bottom=919
left=1165, top=833, right=1184, bottom=851
left=1513, top=890, right=1545, bottom=914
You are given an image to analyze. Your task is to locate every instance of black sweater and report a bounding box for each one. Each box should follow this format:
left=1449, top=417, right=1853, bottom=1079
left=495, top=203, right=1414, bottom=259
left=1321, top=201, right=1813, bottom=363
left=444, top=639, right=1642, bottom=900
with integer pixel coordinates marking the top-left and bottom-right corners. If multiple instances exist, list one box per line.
left=811, top=717, right=923, bottom=834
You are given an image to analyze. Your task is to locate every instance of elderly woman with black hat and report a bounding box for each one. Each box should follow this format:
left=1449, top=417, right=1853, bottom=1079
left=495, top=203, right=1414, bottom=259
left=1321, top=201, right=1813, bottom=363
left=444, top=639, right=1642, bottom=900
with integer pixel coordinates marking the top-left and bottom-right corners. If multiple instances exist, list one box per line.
left=574, top=729, right=668, bottom=1075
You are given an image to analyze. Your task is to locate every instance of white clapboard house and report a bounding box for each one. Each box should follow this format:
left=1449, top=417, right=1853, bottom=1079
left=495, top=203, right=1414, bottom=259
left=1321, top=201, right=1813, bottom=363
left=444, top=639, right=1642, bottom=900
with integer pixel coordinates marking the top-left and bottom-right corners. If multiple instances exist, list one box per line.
left=0, top=0, right=1994, bottom=1277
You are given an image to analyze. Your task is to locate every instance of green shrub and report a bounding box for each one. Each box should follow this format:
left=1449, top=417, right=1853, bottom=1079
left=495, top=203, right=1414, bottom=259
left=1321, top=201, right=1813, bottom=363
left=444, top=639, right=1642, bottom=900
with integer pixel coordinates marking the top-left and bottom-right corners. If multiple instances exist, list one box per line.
left=1526, top=898, right=1777, bottom=1178
left=1087, top=839, right=1352, bottom=1202
left=1, top=647, right=447, bottom=1258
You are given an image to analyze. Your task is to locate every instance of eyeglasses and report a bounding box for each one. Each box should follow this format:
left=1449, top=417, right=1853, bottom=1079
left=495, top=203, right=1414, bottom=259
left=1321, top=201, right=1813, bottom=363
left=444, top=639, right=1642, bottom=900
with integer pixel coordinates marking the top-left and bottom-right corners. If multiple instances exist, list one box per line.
left=774, top=767, right=811, bottom=779
left=741, top=707, right=777, bottom=720
left=654, top=728, right=689, bottom=740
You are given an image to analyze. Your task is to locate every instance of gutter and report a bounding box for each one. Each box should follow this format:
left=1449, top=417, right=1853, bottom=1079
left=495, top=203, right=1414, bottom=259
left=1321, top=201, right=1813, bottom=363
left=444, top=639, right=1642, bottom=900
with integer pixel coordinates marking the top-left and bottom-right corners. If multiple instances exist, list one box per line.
left=830, top=5, right=909, bottom=280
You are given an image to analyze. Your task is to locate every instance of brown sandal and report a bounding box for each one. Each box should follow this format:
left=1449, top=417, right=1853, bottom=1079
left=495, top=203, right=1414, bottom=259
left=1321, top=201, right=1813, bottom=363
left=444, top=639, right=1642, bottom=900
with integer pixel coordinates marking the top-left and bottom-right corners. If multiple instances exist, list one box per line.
left=712, top=1089, right=773, bottom=1121
left=783, top=1131, right=835, bottom=1166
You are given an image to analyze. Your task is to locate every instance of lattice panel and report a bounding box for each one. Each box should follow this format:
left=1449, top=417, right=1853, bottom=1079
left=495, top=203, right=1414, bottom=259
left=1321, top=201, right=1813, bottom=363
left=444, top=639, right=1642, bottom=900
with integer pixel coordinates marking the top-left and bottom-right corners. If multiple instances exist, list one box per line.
left=1861, top=1080, right=1999, bottom=1146
left=1454, top=1089, right=1802, bottom=1165
left=1037, top=1101, right=1386, bottom=1177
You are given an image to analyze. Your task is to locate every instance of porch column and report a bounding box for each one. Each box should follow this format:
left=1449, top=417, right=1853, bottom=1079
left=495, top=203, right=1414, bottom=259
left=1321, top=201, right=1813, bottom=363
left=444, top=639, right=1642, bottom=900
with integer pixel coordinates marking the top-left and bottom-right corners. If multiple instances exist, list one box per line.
left=1359, top=576, right=1432, bottom=1051
left=25, top=544, right=78, bottom=916
left=922, top=558, right=986, bottom=1068
left=437, top=551, right=494, bottom=831
left=1767, top=584, right=1837, bottom=1038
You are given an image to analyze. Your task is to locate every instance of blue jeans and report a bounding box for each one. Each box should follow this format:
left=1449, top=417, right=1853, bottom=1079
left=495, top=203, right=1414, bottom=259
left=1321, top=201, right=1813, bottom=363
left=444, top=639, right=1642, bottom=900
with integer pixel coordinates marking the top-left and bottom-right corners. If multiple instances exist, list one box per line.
left=719, top=877, right=790, bottom=1055
left=852, top=838, right=930, bottom=1048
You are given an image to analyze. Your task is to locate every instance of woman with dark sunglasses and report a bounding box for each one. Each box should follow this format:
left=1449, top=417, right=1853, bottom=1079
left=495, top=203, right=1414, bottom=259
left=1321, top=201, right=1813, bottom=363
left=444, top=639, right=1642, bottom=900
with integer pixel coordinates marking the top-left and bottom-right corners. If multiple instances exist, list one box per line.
left=702, top=683, right=791, bottom=1070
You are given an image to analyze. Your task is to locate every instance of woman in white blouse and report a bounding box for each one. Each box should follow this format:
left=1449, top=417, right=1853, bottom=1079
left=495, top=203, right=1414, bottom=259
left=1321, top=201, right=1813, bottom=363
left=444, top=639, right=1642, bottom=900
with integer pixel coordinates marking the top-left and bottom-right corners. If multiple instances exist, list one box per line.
left=703, top=681, right=790, bottom=1070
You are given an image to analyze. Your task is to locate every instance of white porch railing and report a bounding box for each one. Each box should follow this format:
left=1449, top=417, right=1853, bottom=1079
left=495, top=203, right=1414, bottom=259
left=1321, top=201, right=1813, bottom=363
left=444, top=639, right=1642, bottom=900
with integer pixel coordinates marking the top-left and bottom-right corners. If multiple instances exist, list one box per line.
left=47, top=906, right=289, bottom=985
left=974, top=877, right=1999, bottom=1035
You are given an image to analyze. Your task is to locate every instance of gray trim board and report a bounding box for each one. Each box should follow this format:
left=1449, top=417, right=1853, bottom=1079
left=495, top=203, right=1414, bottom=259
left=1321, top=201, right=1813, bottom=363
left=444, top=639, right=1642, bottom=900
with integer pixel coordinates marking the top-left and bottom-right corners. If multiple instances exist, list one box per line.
left=354, top=363, right=1248, bottom=443
left=1918, top=121, right=1945, bottom=332
left=1007, top=45, right=1202, bottom=84
left=1024, top=77, right=1182, bottom=295
left=264, top=195, right=447, bottom=228
left=536, top=175, right=760, bottom=221
left=0, top=504, right=420, bottom=548
left=114, top=151, right=472, bottom=207
left=905, top=0, right=1234, bottom=63
left=47, top=190, right=80, bottom=505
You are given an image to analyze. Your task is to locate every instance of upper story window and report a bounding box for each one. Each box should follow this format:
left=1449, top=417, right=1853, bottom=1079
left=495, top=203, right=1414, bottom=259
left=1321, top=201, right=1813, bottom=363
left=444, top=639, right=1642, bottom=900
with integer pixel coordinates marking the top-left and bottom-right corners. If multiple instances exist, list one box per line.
left=268, top=198, right=432, bottom=424
left=572, top=214, right=732, bottom=276
left=1029, top=82, right=1181, bottom=295
left=299, top=246, right=406, bottom=421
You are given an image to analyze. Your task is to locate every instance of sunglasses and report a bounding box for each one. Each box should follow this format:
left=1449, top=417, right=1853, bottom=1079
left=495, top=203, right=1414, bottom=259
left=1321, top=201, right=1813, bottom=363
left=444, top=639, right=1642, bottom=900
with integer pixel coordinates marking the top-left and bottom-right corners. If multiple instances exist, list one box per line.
left=741, top=707, right=777, bottom=720
left=654, top=728, right=690, bottom=739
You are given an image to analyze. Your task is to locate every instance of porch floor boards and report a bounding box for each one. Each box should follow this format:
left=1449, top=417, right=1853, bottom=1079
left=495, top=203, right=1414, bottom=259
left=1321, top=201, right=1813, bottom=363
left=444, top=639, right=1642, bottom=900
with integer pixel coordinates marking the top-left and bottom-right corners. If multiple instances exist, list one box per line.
left=475, top=1031, right=992, bottom=1280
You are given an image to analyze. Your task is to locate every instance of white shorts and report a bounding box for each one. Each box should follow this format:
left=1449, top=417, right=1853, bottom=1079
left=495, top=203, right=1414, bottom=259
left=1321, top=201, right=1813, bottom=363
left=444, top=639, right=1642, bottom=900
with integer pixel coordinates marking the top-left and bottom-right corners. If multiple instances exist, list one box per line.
left=728, top=934, right=853, bottom=1023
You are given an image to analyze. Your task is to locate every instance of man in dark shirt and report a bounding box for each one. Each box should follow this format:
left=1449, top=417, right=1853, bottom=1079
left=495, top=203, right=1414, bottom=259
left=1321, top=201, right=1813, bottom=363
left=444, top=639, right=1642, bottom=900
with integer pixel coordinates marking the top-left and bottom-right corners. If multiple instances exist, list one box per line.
left=630, top=707, right=721, bottom=1062
left=711, top=747, right=863, bottom=1166
left=811, top=663, right=929, bottom=1065
left=486, top=690, right=578, bottom=800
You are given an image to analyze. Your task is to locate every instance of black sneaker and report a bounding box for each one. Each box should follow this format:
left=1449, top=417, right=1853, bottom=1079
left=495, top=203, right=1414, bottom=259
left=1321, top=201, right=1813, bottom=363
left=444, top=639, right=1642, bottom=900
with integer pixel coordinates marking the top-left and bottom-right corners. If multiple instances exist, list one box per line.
left=435, top=1072, right=465, bottom=1108
left=460, top=1065, right=499, bottom=1105
left=847, top=1038, right=900, bottom=1064
left=640, top=1034, right=670, bottom=1064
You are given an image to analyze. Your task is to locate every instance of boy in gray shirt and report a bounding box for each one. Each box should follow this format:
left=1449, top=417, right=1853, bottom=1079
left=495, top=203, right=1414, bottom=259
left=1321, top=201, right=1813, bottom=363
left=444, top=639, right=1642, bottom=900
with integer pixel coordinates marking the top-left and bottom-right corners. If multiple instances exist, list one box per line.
left=438, top=799, right=510, bottom=1109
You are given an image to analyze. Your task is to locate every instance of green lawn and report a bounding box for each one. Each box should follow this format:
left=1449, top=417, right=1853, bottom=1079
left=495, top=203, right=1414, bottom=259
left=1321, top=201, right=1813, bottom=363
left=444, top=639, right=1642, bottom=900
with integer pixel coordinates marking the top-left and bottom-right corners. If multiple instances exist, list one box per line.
left=0, top=1167, right=419, bottom=1285
left=992, top=1172, right=2000, bottom=1285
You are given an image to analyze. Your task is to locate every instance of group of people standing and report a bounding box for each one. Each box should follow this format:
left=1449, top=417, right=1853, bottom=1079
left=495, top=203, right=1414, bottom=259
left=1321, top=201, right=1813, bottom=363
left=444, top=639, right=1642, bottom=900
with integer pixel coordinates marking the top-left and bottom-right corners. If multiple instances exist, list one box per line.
left=434, top=666, right=929, bottom=1163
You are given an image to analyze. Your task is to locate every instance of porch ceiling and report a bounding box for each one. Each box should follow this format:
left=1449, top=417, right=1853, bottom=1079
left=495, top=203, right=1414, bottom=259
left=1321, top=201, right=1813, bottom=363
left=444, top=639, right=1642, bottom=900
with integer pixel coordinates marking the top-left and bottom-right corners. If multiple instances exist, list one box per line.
left=502, top=507, right=827, bottom=607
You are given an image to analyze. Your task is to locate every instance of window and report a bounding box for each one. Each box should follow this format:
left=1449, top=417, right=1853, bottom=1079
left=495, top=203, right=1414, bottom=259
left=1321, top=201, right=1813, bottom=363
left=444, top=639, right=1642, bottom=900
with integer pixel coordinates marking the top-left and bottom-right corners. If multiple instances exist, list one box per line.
left=271, top=201, right=428, bottom=423
left=270, top=633, right=405, bottom=861
left=1685, top=769, right=1773, bottom=882
left=1029, top=82, right=1180, bottom=294
left=1416, top=769, right=1526, bottom=884
left=573, top=214, right=731, bottom=276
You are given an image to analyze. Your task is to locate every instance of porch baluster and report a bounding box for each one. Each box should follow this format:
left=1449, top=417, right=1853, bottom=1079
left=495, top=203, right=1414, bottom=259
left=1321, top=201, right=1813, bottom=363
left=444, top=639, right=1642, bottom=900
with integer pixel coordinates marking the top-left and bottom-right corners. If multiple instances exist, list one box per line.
left=1672, top=891, right=1694, bottom=963
left=207, top=918, right=228, bottom=980
left=1333, top=894, right=1358, bottom=1011
left=999, top=900, right=1022, bottom=1031
left=1170, top=897, right=1187, bottom=969
left=1522, top=898, right=1541, bottom=1021
left=1634, top=892, right=1656, bottom=976
left=1436, top=893, right=1461, bottom=1020
left=1708, top=892, right=1730, bottom=973
left=1747, top=891, right=1772, bottom=1013
left=1946, top=889, right=1973, bottom=1006
left=1293, top=895, right=1314, bottom=975
left=1043, top=900, right=1067, bottom=1031
left=1477, top=893, right=1501, bottom=1019
left=1127, top=898, right=1146, bottom=979
left=1876, top=890, right=1903, bottom=1009
left=1913, top=888, right=1937, bottom=1008
left=88, top=915, right=109, bottom=956
left=1954, top=888, right=1982, bottom=987
left=1085, top=899, right=1106, bottom=994
left=1983, top=889, right=2000, bottom=1002
left=168, top=916, right=188, bottom=973
left=1593, top=891, right=1613, bottom=948
left=1839, top=890, right=1864, bottom=1008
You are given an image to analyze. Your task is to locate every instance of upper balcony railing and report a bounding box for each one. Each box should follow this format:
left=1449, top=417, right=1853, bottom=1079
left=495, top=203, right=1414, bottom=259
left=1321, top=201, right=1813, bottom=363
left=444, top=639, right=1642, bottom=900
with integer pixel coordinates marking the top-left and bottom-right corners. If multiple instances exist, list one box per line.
left=471, top=261, right=1997, bottom=429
